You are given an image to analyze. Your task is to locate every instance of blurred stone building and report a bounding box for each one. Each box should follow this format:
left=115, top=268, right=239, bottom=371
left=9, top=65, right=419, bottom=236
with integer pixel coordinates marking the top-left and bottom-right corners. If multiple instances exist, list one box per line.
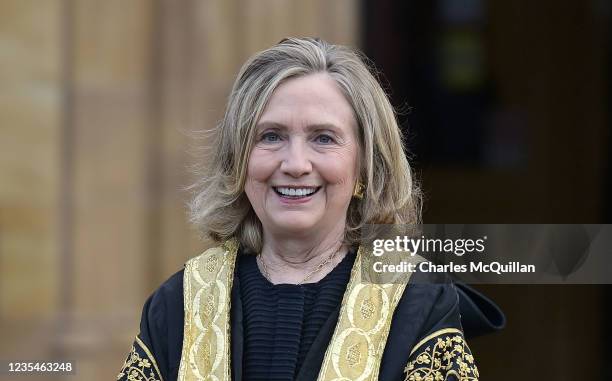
left=0, top=1, right=359, bottom=380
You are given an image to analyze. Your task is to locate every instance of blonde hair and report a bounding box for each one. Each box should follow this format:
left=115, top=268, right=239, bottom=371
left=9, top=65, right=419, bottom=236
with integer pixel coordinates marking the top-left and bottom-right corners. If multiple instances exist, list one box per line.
left=189, top=37, right=421, bottom=253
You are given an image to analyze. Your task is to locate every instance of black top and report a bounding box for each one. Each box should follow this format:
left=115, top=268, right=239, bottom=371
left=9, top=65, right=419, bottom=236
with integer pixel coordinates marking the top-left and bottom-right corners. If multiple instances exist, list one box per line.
left=238, top=251, right=355, bottom=381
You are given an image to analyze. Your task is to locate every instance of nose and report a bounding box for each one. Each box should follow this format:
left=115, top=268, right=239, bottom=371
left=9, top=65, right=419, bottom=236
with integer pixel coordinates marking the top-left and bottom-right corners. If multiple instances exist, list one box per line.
left=280, top=140, right=312, bottom=177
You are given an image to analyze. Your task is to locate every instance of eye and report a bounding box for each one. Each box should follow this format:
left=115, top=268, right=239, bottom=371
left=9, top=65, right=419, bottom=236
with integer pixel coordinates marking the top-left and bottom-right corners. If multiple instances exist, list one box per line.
left=315, top=134, right=335, bottom=144
left=261, top=131, right=281, bottom=143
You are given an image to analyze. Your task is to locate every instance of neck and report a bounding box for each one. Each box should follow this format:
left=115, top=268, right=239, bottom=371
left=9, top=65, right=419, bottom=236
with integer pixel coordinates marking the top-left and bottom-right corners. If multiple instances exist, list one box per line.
left=259, top=222, right=349, bottom=284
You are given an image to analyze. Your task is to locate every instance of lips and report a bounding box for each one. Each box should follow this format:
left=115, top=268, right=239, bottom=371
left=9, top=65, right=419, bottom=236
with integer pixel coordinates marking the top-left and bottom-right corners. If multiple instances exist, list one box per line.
left=273, top=186, right=321, bottom=198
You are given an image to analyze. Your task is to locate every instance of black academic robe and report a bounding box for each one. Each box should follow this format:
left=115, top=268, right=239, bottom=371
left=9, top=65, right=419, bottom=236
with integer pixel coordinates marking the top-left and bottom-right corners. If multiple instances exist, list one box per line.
left=117, top=253, right=504, bottom=381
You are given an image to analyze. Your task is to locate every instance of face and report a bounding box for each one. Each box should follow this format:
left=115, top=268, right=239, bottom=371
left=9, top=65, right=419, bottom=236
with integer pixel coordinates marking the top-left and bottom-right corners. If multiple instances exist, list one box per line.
left=245, top=73, right=360, bottom=239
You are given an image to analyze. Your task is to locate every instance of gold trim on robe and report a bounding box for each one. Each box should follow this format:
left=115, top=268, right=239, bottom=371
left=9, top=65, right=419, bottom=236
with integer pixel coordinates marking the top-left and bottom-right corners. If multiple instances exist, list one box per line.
left=316, top=245, right=414, bottom=381
left=177, top=239, right=238, bottom=381
left=177, top=241, right=419, bottom=381
left=403, top=328, right=479, bottom=381
left=117, top=336, right=164, bottom=381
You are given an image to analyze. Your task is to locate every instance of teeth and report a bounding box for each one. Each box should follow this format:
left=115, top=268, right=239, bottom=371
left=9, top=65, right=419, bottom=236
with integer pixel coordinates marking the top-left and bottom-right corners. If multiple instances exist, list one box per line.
left=276, top=187, right=316, bottom=197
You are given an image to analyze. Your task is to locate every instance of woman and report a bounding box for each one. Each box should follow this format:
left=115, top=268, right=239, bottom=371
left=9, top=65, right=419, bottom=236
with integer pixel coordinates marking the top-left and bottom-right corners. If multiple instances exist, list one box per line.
left=117, top=37, right=486, bottom=381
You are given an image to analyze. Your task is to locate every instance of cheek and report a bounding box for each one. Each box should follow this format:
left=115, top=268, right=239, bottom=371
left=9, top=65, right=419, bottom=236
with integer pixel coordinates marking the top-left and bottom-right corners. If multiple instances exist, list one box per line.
left=246, top=150, right=276, bottom=183
left=245, top=174, right=269, bottom=218
left=321, top=154, right=359, bottom=190
left=245, top=151, right=276, bottom=203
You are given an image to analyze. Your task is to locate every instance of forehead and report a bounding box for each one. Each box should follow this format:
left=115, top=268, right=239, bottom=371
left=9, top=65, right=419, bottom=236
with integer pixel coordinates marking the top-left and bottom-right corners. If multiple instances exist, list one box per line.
left=257, top=73, right=357, bottom=130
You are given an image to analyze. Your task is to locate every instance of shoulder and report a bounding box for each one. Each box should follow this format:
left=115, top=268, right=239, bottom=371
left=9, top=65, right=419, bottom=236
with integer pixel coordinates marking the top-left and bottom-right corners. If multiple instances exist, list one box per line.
left=119, top=242, right=239, bottom=381
left=150, top=269, right=184, bottom=303
left=379, top=272, right=466, bottom=380
left=118, top=269, right=185, bottom=381
left=398, top=281, right=479, bottom=381
left=393, top=270, right=462, bottom=333
left=387, top=270, right=485, bottom=380
left=139, top=269, right=185, bottom=353
left=145, top=269, right=185, bottom=328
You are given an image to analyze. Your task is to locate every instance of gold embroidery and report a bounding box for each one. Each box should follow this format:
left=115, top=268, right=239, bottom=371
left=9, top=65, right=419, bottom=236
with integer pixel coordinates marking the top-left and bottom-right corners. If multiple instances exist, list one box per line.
left=360, top=298, right=375, bottom=319
left=403, top=329, right=479, bottom=381
left=117, top=336, right=163, bottom=381
left=202, top=293, right=215, bottom=318
left=316, top=246, right=419, bottom=381
left=205, top=255, right=218, bottom=272
left=177, top=239, right=238, bottom=381
left=346, top=343, right=362, bottom=367
left=201, top=341, right=212, bottom=373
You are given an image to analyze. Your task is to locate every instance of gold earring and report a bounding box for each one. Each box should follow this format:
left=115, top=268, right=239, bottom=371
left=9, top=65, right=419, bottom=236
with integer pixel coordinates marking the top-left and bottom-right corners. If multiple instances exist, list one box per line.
left=353, top=181, right=364, bottom=199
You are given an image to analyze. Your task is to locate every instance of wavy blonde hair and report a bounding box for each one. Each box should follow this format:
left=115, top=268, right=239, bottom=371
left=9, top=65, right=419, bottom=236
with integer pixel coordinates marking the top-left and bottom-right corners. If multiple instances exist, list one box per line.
left=189, top=37, right=421, bottom=253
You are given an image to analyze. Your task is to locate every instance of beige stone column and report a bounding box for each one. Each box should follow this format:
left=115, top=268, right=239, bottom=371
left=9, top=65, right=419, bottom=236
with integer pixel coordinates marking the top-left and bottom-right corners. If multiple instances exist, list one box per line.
left=0, top=0, right=62, bottom=368
left=0, top=1, right=362, bottom=380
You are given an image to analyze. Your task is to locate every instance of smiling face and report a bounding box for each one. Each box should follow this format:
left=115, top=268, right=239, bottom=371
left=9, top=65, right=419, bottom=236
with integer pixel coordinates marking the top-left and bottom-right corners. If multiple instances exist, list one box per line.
left=244, top=73, right=360, bottom=240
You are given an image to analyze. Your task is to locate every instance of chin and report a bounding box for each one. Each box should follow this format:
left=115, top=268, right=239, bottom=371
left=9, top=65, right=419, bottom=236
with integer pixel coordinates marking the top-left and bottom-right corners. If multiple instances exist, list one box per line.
left=270, top=216, right=320, bottom=235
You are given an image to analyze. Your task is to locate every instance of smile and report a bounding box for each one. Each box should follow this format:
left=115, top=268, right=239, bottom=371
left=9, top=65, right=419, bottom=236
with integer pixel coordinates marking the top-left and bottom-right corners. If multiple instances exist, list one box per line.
left=273, top=186, right=321, bottom=198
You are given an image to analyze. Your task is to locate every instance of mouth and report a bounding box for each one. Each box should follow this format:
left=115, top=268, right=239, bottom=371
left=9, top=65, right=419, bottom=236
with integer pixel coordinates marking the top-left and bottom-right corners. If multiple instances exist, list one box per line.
left=273, top=186, right=321, bottom=199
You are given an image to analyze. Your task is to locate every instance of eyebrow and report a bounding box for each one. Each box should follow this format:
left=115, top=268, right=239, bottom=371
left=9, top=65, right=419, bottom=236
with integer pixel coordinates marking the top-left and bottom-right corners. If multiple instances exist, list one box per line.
left=255, top=121, right=342, bottom=132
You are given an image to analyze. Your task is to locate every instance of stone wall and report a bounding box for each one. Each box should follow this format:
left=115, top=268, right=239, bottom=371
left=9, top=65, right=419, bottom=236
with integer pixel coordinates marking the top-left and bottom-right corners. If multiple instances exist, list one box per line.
left=0, top=1, right=360, bottom=379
